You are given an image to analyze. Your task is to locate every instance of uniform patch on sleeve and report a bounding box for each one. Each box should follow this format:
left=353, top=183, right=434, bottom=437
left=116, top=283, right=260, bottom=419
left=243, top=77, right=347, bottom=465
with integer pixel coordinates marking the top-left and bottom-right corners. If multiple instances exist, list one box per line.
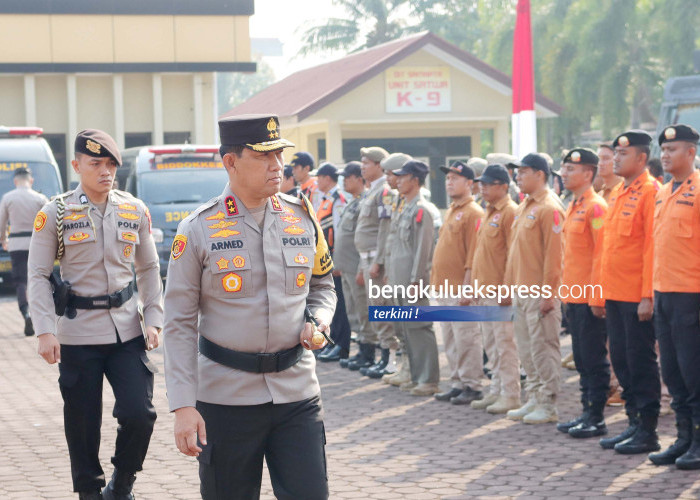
left=34, top=211, right=47, bottom=232
left=415, top=208, right=424, bottom=223
left=171, top=234, right=188, bottom=260
left=552, top=210, right=562, bottom=233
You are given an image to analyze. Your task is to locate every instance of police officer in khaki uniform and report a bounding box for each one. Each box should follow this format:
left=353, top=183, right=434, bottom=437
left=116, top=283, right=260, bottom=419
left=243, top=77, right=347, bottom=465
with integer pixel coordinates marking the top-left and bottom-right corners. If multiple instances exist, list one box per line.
left=319, top=162, right=365, bottom=362
left=163, top=115, right=336, bottom=500
left=0, top=166, right=48, bottom=335
left=27, top=130, right=163, bottom=500
left=348, top=146, right=392, bottom=371
left=389, top=160, right=439, bottom=396
left=504, top=153, right=565, bottom=424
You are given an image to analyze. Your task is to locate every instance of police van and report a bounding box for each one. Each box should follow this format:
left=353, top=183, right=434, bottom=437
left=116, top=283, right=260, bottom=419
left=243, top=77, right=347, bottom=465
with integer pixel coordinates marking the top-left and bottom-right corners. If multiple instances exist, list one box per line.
left=122, top=145, right=228, bottom=278
left=0, top=127, right=63, bottom=284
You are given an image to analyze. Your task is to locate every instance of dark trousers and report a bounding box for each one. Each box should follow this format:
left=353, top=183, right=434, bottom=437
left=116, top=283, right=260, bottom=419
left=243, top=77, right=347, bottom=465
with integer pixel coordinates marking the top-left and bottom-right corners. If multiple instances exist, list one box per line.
left=654, top=291, right=700, bottom=424
left=9, top=250, right=28, bottom=312
left=58, top=337, right=157, bottom=492
left=196, top=395, right=328, bottom=500
left=330, top=274, right=351, bottom=351
left=605, top=300, right=660, bottom=417
left=566, top=303, right=610, bottom=408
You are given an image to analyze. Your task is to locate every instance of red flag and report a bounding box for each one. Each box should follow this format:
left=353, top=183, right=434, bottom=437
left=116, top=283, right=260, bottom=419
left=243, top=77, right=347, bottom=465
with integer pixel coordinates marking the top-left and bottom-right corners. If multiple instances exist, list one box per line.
left=511, top=0, right=537, bottom=158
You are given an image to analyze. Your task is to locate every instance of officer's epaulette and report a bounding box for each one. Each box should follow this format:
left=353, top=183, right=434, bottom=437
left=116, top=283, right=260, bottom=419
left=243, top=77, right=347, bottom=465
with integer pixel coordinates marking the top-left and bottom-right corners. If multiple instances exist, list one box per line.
left=50, top=189, right=76, bottom=202
left=277, top=191, right=303, bottom=206
left=182, top=196, right=220, bottom=224
left=416, top=208, right=424, bottom=223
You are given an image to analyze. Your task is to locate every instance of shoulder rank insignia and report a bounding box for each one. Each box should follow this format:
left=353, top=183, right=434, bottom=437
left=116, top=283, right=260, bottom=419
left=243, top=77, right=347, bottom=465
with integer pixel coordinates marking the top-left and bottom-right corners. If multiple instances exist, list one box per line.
left=225, top=196, right=238, bottom=216
left=270, top=194, right=283, bottom=212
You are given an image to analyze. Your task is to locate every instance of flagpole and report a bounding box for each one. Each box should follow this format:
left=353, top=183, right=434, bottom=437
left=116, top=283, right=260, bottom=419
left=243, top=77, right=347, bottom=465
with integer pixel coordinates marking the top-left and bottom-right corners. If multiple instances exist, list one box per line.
left=511, top=0, right=537, bottom=158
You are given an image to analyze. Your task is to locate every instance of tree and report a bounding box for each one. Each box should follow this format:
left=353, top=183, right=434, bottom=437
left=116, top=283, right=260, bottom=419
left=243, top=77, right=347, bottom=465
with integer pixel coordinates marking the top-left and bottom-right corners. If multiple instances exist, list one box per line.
left=297, top=0, right=425, bottom=55
left=216, top=60, right=276, bottom=115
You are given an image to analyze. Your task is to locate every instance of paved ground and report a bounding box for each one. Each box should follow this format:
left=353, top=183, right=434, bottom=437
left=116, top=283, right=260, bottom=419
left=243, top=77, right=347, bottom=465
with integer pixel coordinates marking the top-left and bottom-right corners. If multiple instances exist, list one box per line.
left=1, top=294, right=699, bottom=499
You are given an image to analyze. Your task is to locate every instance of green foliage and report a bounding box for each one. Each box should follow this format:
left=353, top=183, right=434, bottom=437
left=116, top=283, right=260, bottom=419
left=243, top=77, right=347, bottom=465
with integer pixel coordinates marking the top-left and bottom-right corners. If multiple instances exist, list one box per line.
left=217, top=60, right=276, bottom=115
left=297, top=0, right=700, bottom=150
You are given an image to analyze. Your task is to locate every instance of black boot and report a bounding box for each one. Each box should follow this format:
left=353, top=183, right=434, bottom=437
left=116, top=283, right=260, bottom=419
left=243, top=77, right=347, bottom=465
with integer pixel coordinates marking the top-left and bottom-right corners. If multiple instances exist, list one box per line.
left=367, top=349, right=396, bottom=378
left=600, top=413, right=638, bottom=449
left=102, top=469, right=136, bottom=500
left=340, top=346, right=364, bottom=368
left=614, top=413, right=660, bottom=455
left=557, top=410, right=588, bottom=434
left=363, top=348, right=389, bottom=376
left=78, top=492, right=102, bottom=500
left=20, top=304, right=34, bottom=336
left=318, top=344, right=348, bottom=362
left=348, top=343, right=375, bottom=371
left=676, top=423, right=700, bottom=470
left=434, top=387, right=463, bottom=402
left=649, top=418, right=692, bottom=465
left=569, top=404, right=607, bottom=439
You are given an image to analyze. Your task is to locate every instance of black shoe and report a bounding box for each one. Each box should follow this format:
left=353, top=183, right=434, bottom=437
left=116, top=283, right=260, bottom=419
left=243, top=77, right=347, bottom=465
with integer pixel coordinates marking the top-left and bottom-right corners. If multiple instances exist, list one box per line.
left=24, top=317, right=34, bottom=336
left=102, top=469, right=136, bottom=500
left=78, top=492, right=103, bottom=500
left=367, top=364, right=396, bottom=379
left=569, top=417, right=607, bottom=439
left=600, top=415, right=638, bottom=449
left=451, top=387, right=482, bottom=405
left=318, top=344, right=348, bottom=363
left=340, top=349, right=364, bottom=369
left=434, top=388, right=462, bottom=402
left=615, top=414, right=660, bottom=455
left=557, top=413, right=587, bottom=434
left=347, top=343, right=375, bottom=371
left=649, top=418, right=692, bottom=466
left=676, top=423, right=700, bottom=470
left=363, top=348, right=390, bottom=377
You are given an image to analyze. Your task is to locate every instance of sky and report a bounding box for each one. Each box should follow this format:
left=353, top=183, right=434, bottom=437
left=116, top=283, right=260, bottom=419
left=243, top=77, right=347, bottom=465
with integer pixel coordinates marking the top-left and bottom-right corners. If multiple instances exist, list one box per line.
left=248, top=0, right=348, bottom=81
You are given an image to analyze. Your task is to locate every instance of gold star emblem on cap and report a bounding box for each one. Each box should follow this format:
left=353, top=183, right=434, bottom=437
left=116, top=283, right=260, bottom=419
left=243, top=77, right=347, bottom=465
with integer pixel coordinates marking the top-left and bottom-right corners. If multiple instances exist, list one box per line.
left=618, top=136, right=629, bottom=147
left=86, top=139, right=101, bottom=154
left=571, top=151, right=581, bottom=163
left=665, top=127, right=677, bottom=140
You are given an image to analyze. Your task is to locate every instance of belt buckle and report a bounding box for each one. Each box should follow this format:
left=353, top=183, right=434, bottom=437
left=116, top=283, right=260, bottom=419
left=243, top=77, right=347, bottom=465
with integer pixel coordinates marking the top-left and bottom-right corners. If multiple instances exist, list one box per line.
left=108, top=293, right=121, bottom=308
left=257, top=352, right=279, bottom=373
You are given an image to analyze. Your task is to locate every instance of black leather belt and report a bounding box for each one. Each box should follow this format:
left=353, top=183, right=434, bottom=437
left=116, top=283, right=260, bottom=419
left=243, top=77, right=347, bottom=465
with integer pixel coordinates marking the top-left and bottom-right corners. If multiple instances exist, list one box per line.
left=198, top=336, right=304, bottom=374
left=68, top=281, right=134, bottom=309
left=9, top=231, right=32, bottom=238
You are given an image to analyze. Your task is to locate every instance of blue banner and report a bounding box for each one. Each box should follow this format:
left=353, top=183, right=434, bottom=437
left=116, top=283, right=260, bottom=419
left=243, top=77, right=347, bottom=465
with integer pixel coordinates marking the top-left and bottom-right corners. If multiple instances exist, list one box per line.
left=368, top=306, right=514, bottom=322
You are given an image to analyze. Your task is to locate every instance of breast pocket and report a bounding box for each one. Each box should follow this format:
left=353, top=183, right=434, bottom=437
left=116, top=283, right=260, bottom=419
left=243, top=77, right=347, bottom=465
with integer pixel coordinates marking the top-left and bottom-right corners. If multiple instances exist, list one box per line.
left=283, top=247, right=314, bottom=295
left=616, top=216, right=633, bottom=236
left=117, top=230, right=140, bottom=262
left=208, top=249, right=253, bottom=298
left=398, top=219, right=412, bottom=241
left=341, top=215, right=357, bottom=232
left=63, top=231, right=98, bottom=263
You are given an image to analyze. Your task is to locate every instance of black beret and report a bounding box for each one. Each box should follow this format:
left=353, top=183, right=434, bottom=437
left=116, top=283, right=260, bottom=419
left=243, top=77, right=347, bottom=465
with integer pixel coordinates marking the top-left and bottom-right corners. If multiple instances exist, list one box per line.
left=75, top=129, right=121, bottom=166
left=439, top=160, right=475, bottom=180
left=658, top=124, right=700, bottom=146
left=218, top=114, right=295, bottom=152
left=613, top=130, right=652, bottom=148
left=562, top=148, right=599, bottom=166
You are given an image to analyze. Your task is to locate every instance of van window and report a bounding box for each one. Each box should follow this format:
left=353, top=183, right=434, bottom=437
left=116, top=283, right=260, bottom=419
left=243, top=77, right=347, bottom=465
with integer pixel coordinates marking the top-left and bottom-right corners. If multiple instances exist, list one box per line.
left=0, top=161, right=61, bottom=197
left=138, top=169, right=228, bottom=205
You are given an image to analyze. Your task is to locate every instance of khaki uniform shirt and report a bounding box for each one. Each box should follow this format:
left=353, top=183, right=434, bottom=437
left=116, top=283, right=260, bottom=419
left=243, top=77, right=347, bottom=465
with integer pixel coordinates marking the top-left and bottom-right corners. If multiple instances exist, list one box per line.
left=27, top=185, right=163, bottom=344
left=431, top=196, right=483, bottom=287
left=387, top=194, right=434, bottom=286
left=504, top=187, right=565, bottom=290
left=163, top=186, right=336, bottom=410
left=354, top=176, right=392, bottom=266
left=333, top=192, right=363, bottom=274
left=472, top=196, right=517, bottom=287
left=384, top=191, right=403, bottom=278
left=598, top=179, right=622, bottom=203
left=0, top=186, right=48, bottom=251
